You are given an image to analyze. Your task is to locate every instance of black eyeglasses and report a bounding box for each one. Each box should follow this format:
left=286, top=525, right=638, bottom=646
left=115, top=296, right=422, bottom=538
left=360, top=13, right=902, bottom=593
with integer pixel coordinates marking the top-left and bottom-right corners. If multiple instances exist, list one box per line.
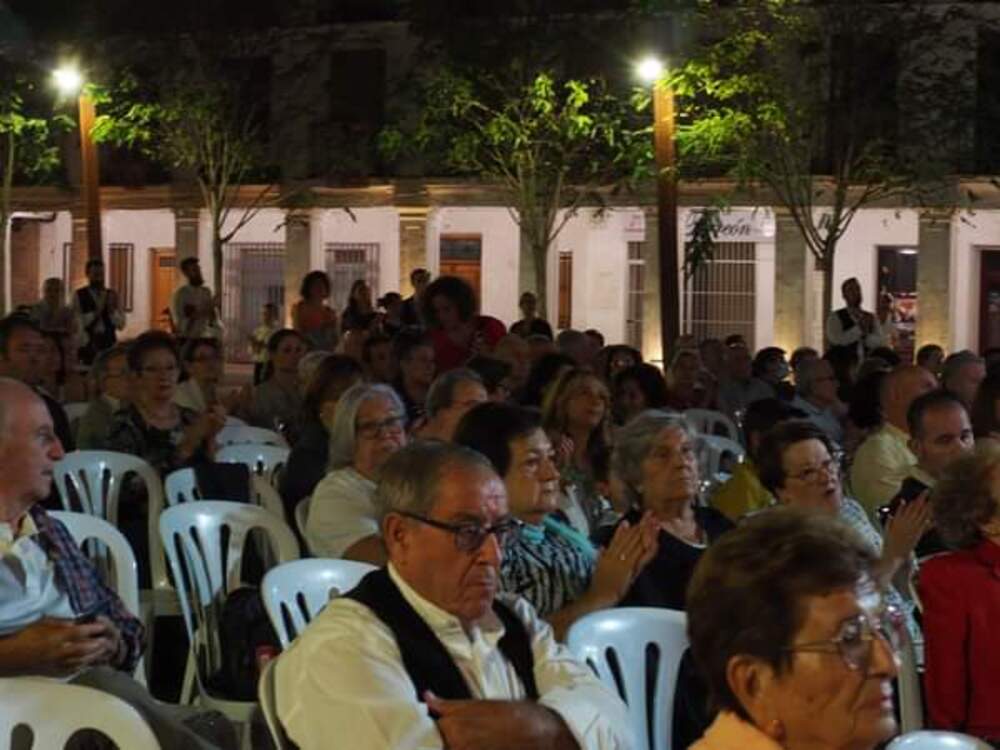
left=784, top=605, right=905, bottom=672
left=398, top=511, right=522, bottom=553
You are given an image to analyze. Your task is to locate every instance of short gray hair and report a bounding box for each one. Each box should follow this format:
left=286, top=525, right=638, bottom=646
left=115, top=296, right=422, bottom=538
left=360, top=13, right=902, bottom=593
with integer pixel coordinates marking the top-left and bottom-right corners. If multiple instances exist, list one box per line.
left=327, top=382, right=406, bottom=470
left=374, top=440, right=495, bottom=522
left=612, top=409, right=695, bottom=507
left=942, top=350, right=984, bottom=385
left=425, top=368, right=483, bottom=418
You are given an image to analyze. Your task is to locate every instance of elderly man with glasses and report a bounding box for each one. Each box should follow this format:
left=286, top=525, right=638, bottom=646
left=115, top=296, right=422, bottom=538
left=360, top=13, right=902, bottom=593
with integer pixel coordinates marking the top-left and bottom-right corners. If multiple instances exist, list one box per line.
left=277, top=440, right=632, bottom=750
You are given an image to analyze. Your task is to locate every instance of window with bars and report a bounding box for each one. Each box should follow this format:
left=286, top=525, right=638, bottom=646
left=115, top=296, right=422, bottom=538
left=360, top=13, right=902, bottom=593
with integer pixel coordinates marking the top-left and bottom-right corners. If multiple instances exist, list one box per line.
left=222, top=242, right=286, bottom=363
left=325, top=242, right=380, bottom=309
left=108, top=243, right=134, bottom=312
left=682, top=241, right=756, bottom=349
left=626, top=242, right=646, bottom=350
left=558, top=251, right=573, bottom=330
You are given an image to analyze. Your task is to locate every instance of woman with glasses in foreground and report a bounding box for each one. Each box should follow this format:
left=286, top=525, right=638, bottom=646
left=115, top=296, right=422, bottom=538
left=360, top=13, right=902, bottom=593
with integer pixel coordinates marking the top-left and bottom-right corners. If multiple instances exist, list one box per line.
left=305, top=382, right=407, bottom=565
left=687, top=509, right=902, bottom=750
left=756, top=420, right=927, bottom=641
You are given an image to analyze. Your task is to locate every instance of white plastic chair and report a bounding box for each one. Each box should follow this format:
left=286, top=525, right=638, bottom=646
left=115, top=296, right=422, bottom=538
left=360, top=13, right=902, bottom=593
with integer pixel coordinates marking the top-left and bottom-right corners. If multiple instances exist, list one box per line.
left=695, top=434, right=745, bottom=480
left=294, top=498, right=310, bottom=546
left=897, top=629, right=924, bottom=732
left=159, top=501, right=299, bottom=741
left=0, top=678, right=160, bottom=748
left=567, top=607, right=689, bottom=750
left=50, top=510, right=148, bottom=687
left=217, top=443, right=290, bottom=487
left=261, top=558, right=376, bottom=648
left=887, top=731, right=994, bottom=750
left=215, top=424, right=288, bottom=448
left=165, top=466, right=285, bottom=519
left=684, top=408, right=741, bottom=442
left=258, top=658, right=291, bottom=750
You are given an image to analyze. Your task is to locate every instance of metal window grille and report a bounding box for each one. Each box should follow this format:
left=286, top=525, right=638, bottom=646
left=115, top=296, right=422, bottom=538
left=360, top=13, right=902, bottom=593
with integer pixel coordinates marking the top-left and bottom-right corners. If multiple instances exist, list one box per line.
left=222, top=242, right=286, bottom=363
left=682, top=241, right=756, bottom=349
left=324, top=242, right=380, bottom=310
left=108, top=243, right=134, bottom=312
left=626, top=242, right=645, bottom=350
left=558, top=251, right=573, bottom=330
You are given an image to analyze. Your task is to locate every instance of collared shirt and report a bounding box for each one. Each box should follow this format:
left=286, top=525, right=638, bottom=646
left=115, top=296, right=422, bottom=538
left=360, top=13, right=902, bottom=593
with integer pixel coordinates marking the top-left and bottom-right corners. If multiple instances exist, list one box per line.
left=275, top=564, right=633, bottom=750
left=0, top=506, right=145, bottom=672
left=849, top=422, right=915, bottom=518
left=826, top=306, right=890, bottom=355
left=305, top=467, right=378, bottom=559
left=791, top=395, right=845, bottom=446
left=171, top=284, right=220, bottom=339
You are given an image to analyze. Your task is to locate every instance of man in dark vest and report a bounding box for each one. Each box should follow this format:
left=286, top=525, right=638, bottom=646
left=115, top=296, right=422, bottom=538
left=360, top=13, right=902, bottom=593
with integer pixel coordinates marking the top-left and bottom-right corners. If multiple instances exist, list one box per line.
left=74, top=258, right=125, bottom=366
left=825, top=276, right=889, bottom=361
left=274, top=441, right=631, bottom=750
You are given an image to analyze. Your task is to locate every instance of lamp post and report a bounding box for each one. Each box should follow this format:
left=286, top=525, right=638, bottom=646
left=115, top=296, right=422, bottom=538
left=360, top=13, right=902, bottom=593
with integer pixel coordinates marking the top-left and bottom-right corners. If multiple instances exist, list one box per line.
left=53, top=65, right=102, bottom=262
left=638, top=56, right=680, bottom=367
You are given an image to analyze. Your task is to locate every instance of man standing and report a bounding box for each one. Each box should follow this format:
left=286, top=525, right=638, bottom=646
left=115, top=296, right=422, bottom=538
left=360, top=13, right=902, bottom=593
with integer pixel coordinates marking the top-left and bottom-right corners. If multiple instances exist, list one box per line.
left=401, top=267, right=431, bottom=327
left=826, top=277, right=890, bottom=360
left=172, top=257, right=220, bottom=347
left=74, top=259, right=125, bottom=366
left=276, top=441, right=632, bottom=749
left=0, top=377, right=233, bottom=749
left=510, top=291, right=554, bottom=340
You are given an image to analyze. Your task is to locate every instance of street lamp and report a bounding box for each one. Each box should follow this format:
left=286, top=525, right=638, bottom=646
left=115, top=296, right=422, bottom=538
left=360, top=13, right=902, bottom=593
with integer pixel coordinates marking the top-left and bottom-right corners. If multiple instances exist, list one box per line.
left=637, top=55, right=679, bottom=367
left=53, top=64, right=102, bottom=262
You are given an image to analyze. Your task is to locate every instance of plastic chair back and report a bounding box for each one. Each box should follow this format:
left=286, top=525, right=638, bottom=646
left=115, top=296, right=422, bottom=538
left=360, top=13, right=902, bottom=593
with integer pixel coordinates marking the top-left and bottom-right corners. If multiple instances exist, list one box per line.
left=898, top=629, right=924, bottom=732
left=53, top=450, right=163, bottom=524
left=567, top=607, right=689, bottom=750
left=262, top=558, right=376, bottom=648
left=215, top=424, right=288, bottom=448
left=684, top=408, right=740, bottom=442
left=294, top=498, right=310, bottom=544
left=164, top=467, right=204, bottom=506
left=258, top=659, right=291, bottom=750
left=50, top=510, right=146, bottom=685
left=887, top=732, right=994, bottom=750
left=217, top=444, right=290, bottom=487
left=695, top=434, right=745, bottom=479
left=158, top=501, right=300, bottom=688
left=0, top=678, right=160, bottom=748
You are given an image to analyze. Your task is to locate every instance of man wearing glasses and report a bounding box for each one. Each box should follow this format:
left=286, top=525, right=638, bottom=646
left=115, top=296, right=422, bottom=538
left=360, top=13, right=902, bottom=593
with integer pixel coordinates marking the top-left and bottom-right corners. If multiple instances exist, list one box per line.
left=276, top=441, right=632, bottom=750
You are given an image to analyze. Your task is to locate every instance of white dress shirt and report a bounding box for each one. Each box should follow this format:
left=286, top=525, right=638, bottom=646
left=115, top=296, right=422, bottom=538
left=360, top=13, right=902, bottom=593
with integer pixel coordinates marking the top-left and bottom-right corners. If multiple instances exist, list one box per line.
left=305, top=467, right=379, bottom=558
left=826, top=307, right=890, bottom=355
left=0, top=515, right=75, bottom=636
left=171, top=285, right=221, bottom=339
left=275, top=564, right=633, bottom=750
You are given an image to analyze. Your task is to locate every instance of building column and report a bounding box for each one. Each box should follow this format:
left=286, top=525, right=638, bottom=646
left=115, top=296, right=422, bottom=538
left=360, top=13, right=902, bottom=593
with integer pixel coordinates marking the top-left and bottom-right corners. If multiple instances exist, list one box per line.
left=641, top=207, right=664, bottom=366
left=174, top=208, right=200, bottom=286
left=398, top=207, right=429, bottom=296
left=284, top=209, right=312, bottom=327
left=916, top=209, right=953, bottom=353
left=69, top=209, right=90, bottom=294
left=773, top=209, right=811, bottom=352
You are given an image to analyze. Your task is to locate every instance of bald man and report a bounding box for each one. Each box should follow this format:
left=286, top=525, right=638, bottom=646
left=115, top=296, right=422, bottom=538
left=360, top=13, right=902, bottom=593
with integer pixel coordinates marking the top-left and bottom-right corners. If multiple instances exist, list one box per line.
left=849, top=365, right=937, bottom=517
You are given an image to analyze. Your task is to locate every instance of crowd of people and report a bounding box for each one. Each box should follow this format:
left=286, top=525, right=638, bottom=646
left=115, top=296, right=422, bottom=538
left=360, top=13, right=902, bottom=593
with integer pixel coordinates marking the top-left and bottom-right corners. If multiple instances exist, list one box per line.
left=0, top=265, right=998, bottom=749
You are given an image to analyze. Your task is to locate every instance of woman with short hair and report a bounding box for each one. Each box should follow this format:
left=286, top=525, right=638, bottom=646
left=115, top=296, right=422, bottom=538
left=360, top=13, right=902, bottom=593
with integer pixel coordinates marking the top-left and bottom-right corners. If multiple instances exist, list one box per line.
left=921, top=446, right=1000, bottom=741
left=421, top=275, right=506, bottom=372
left=687, top=509, right=902, bottom=750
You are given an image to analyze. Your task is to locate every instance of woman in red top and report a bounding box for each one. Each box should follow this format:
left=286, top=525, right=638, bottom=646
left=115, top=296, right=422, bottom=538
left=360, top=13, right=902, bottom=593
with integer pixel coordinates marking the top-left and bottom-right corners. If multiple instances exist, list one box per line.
left=421, top=276, right=506, bottom=372
left=292, top=271, right=339, bottom=351
left=921, top=446, right=1000, bottom=743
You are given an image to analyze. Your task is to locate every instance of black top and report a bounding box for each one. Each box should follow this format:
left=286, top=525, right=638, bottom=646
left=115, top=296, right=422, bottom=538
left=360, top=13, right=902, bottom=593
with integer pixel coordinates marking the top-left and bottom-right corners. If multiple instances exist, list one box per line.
left=595, top=505, right=734, bottom=610
left=510, top=318, right=553, bottom=340
left=883, top=476, right=948, bottom=558
left=279, top=416, right=329, bottom=525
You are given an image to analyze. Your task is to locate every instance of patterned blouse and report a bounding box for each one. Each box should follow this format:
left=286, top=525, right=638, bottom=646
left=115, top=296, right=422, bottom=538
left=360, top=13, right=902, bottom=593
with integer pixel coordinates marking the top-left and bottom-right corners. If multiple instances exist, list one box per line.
left=500, top=519, right=595, bottom=617
left=104, top=403, right=204, bottom=477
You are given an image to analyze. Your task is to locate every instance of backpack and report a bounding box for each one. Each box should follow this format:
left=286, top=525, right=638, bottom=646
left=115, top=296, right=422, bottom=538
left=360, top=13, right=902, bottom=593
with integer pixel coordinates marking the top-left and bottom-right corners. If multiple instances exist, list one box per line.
left=204, top=586, right=280, bottom=701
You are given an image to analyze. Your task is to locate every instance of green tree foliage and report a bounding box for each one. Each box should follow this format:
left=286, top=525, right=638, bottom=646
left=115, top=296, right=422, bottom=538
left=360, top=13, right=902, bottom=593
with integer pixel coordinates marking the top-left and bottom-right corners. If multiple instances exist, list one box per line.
left=382, top=68, right=650, bottom=316
left=670, top=0, right=970, bottom=317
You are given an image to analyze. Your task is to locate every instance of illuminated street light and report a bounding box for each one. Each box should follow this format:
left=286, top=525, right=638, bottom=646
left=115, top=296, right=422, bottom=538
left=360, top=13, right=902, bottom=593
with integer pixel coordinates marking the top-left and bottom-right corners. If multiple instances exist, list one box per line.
left=52, top=65, right=84, bottom=96
left=637, top=56, right=664, bottom=85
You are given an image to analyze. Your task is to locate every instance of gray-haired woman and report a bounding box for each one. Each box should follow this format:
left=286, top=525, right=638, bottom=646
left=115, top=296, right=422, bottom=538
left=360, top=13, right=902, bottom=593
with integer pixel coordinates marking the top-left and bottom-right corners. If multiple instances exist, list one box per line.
left=305, top=382, right=407, bottom=565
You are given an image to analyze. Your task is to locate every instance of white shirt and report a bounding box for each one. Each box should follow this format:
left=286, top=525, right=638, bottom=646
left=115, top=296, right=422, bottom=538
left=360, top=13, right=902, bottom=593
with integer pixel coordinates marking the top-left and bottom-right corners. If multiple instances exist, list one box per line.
left=825, top=307, right=890, bottom=354
left=0, top=515, right=75, bottom=636
left=171, top=284, right=221, bottom=339
left=305, top=467, right=379, bottom=558
left=275, top=564, right=632, bottom=750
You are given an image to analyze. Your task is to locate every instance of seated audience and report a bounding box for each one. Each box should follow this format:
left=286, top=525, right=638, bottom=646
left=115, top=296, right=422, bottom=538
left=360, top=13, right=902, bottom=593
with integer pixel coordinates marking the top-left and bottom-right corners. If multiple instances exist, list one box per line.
left=238, top=329, right=307, bottom=441
left=556, top=329, right=593, bottom=367
left=942, top=350, right=986, bottom=408
left=519, top=351, right=575, bottom=408
left=596, top=344, right=642, bottom=389
left=850, top=365, right=936, bottom=518
left=751, top=346, right=793, bottom=401
left=275, top=440, right=631, bottom=750
left=377, top=292, right=405, bottom=338
left=664, top=348, right=716, bottom=410
left=757, top=420, right=926, bottom=640
left=416, top=368, right=488, bottom=441
left=788, top=345, right=818, bottom=376
left=791, top=356, right=844, bottom=445
left=711, top=399, right=805, bottom=522
left=916, top=343, right=945, bottom=379
left=509, top=291, right=554, bottom=340
left=341, top=279, right=378, bottom=334
left=687, top=510, right=902, bottom=750
left=699, top=338, right=727, bottom=383
left=612, top=363, right=669, bottom=425
left=39, top=330, right=87, bottom=403
left=467, top=355, right=514, bottom=401
left=422, top=275, right=506, bottom=371
left=280, top=354, right=364, bottom=522
left=76, top=343, right=131, bottom=449
left=455, top=402, right=657, bottom=639
left=970, top=372, right=1000, bottom=448
left=843, top=368, right=888, bottom=455
left=543, top=368, right=616, bottom=534
left=921, top=446, right=1000, bottom=742
left=362, top=333, right=396, bottom=383
left=493, top=334, right=532, bottom=399
left=390, top=328, right=436, bottom=424
left=174, top=338, right=224, bottom=413
left=30, top=276, right=77, bottom=342
left=525, top=332, right=557, bottom=362
left=601, top=410, right=733, bottom=609
left=305, top=383, right=407, bottom=564
left=0, top=377, right=234, bottom=750
left=716, top=343, right=773, bottom=419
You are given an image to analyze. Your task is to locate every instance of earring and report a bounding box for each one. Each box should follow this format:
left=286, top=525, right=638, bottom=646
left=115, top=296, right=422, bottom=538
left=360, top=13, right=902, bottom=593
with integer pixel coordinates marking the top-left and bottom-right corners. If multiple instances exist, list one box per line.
left=766, top=718, right=786, bottom=743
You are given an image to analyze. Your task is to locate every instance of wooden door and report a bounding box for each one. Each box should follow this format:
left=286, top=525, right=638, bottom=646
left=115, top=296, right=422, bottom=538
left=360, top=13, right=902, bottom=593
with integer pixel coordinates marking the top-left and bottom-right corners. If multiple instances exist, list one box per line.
left=440, top=234, right=483, bottom=305
left=439, top=259, right=482, bottom=301
left=150, top=248, right=177, bottom=333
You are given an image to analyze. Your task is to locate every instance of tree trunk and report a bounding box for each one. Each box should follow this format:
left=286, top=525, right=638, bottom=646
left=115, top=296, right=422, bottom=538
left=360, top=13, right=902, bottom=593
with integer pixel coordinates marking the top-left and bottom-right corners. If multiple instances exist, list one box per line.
left=532, top=238, right=548, bottom=321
